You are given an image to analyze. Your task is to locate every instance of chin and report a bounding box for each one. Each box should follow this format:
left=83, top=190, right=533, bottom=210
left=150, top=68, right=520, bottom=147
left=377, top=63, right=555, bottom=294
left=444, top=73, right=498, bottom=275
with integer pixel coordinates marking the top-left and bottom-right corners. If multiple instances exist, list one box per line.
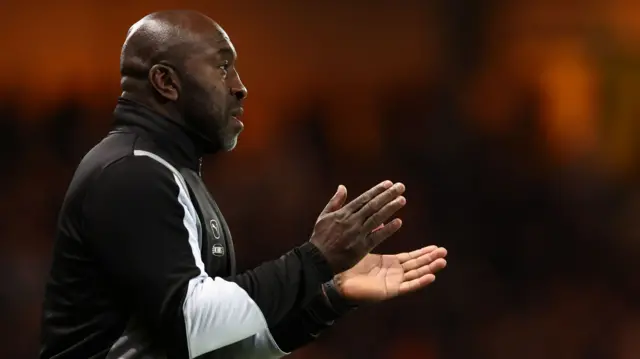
left=222, top=137, right=238, bottom=152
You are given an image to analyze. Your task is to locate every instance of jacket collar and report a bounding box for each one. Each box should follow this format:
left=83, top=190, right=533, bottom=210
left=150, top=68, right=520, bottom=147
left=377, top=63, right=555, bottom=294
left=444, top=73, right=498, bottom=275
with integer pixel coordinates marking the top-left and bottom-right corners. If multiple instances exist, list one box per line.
left=113, top=97, right=203, bottom=172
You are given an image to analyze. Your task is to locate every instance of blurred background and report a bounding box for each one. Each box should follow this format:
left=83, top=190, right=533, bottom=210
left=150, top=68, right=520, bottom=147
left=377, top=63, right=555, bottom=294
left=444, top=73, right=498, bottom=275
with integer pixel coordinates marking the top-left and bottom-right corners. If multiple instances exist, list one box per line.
left=1, top=0, right=640, bottom=358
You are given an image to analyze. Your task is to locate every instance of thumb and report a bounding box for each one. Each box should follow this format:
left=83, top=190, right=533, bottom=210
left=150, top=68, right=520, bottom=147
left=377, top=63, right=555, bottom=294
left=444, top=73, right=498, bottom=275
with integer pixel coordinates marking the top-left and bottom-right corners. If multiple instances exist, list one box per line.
left=321, top=185, right=347, bottom=214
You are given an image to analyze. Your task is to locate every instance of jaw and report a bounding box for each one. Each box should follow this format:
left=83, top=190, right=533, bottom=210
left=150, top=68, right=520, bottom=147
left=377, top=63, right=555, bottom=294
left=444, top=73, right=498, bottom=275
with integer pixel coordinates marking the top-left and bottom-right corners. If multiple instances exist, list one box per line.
left=221, top=135, right=238, bottom=152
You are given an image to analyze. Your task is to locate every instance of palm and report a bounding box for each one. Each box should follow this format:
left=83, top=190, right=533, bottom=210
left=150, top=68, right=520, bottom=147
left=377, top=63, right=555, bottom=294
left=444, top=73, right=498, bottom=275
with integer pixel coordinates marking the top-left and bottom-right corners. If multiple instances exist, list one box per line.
left=336, top=245, right=447, bottom=302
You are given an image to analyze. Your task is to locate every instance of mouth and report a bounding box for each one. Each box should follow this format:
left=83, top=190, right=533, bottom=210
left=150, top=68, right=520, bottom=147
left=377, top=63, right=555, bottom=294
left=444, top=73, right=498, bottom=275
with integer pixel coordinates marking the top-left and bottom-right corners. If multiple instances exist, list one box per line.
left=230, top=107, right=244, bottom=121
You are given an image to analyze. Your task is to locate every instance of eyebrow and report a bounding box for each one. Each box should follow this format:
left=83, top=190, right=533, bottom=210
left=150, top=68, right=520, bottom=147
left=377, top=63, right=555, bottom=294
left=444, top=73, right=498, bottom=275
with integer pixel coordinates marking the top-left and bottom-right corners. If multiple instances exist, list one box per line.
left=217, top=47, right=235, bottom=59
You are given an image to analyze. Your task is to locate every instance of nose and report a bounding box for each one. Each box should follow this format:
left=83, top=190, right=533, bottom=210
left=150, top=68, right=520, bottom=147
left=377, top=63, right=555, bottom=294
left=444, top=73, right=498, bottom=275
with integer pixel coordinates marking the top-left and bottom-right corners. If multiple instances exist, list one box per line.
left=231, top=80, right=247, bottom=101
left=233, top=86, right=247, bottom=101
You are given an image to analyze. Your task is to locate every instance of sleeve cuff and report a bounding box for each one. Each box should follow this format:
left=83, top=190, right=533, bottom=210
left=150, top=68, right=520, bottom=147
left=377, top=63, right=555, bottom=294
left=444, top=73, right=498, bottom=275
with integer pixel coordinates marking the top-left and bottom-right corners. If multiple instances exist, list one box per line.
left=322, top=279, right=358, bottom=316
left=298, top=242, right=334, bottom=283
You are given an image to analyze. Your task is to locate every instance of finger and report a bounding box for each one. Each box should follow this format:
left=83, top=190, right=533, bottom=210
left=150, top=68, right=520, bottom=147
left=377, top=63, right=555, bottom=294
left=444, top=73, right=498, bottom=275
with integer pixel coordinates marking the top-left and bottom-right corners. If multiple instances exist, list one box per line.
left=361, top=195, right=406, bottom=233
left=321, top=185, right=348, bottom=215
left=401, top=247, right=448, bottom=271
left=341, top=180, right=393, bottom=214
left=396, top=245, right=438, bottom=264
left=403, top=258, right=447, bottom=281
left=354, top=182, right=406, bottom=221
left=398, top=273, right=436, bottom=296
left=365, top=218, right=403, bottom=249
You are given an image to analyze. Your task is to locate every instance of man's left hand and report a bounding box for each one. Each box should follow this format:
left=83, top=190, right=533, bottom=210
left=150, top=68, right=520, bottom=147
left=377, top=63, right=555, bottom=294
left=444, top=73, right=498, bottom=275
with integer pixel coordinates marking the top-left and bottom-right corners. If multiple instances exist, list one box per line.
left=334, top=244, right=447, bottom=303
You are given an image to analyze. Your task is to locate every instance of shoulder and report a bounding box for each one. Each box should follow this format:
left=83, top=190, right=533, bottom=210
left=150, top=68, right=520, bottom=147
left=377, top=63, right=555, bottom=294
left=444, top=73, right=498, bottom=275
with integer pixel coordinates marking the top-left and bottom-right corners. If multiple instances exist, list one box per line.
left=87, top=151, right=187, bottom=205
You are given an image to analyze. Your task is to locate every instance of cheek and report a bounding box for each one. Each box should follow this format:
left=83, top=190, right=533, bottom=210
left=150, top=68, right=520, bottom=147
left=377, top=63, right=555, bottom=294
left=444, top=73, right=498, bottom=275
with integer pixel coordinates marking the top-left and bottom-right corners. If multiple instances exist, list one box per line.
left=190, top=68, right=226, bottom=111
left=209, top=83, right=229, bottom=110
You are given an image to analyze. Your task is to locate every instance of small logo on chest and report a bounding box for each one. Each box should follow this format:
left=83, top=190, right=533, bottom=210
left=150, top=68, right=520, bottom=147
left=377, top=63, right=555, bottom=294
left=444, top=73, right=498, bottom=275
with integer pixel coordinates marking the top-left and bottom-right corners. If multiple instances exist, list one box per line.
left=209, top=219, right=225, bottom=257
left=212, top=244, right=225, bottom=257
left=209, top=219, right=221, bottom=239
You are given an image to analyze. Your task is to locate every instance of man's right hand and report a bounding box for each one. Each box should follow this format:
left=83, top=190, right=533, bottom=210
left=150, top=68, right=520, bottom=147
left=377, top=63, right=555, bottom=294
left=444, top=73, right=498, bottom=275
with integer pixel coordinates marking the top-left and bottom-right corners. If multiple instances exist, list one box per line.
left=309, top=181, right=406, bottom=274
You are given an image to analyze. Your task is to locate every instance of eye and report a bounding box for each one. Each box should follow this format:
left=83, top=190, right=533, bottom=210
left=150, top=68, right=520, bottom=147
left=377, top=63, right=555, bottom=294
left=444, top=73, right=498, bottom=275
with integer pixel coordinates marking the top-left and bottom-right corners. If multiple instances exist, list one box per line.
left=219, top=61, right=230, bottom=77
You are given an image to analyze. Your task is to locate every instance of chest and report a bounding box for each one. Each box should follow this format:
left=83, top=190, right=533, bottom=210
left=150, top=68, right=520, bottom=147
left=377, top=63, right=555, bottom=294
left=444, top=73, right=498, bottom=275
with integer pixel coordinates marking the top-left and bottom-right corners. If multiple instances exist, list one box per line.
left=180, top=168, right=236, bottom=277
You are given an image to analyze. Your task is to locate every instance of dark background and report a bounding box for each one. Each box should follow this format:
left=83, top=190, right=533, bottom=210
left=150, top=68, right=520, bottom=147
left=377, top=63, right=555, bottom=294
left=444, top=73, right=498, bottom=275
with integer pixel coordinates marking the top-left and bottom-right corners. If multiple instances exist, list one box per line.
left=1, top=0, right=640, bottom=358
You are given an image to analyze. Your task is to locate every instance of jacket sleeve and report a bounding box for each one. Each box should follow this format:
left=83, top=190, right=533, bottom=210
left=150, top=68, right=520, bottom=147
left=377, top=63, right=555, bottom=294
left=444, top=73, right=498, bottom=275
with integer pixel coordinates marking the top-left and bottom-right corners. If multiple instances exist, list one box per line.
left=268, top=280, right=357, bottom=353
left=222, top=243, right=334, bottom=327
left=83, top=155, right=334, bottom=359
left=207, top=283, right=355, bottom=359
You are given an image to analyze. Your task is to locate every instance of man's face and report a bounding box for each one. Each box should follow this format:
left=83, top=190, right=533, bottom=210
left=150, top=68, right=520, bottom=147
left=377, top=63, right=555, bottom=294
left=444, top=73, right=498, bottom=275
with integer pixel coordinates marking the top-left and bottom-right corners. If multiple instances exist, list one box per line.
left=179, top=30, right=247, bottom=152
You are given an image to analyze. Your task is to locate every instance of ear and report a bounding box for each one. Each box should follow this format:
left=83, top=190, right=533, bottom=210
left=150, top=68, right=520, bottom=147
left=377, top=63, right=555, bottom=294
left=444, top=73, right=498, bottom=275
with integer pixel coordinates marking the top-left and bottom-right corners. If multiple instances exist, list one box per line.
left=148, top=64, right=181, bottom=101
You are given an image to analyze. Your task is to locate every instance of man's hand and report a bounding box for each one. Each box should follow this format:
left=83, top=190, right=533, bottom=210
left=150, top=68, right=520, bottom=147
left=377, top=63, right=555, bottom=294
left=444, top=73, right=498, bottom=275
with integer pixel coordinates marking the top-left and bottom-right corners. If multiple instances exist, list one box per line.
left=310, top=181, right=406, bottom=274
left=335, top=245, right=447, bottom=302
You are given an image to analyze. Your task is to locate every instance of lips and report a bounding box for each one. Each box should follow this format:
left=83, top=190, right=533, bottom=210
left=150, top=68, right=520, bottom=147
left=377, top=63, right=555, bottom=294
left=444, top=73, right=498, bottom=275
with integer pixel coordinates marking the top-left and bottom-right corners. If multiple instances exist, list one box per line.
left=230, top=107, right=244, bottom=120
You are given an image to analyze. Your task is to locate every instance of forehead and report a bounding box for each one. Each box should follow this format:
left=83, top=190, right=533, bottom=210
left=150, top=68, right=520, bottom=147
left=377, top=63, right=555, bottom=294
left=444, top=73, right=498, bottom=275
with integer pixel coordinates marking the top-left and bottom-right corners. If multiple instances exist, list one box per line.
left=209, top=27, right=236, bottom=58
left=183, top=26, right=237, bottom=68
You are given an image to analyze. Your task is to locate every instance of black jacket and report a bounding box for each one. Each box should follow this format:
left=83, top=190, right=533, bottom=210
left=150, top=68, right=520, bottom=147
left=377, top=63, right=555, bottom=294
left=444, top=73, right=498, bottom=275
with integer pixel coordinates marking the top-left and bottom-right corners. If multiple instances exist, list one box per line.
left=40, top=98, right=351, bottom=359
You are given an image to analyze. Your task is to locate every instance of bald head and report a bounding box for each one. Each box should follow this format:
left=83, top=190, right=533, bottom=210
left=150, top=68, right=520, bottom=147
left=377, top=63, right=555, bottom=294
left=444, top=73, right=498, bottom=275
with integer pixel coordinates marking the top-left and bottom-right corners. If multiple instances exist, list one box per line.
left=120, top=10, right=228, bottom=83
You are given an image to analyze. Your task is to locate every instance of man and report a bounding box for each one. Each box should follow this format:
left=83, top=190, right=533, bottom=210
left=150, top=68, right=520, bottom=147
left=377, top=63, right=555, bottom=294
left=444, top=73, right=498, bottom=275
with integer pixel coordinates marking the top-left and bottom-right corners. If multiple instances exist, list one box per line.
left=40, top=10, right=447, bottom=359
